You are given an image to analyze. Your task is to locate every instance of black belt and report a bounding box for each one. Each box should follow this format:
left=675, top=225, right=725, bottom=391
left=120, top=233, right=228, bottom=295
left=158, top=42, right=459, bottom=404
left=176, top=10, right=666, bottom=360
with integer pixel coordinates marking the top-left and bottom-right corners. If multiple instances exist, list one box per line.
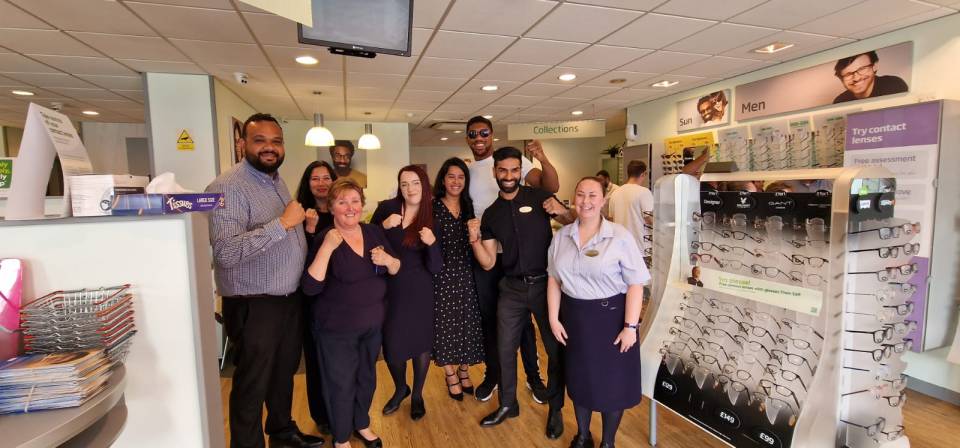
left=511, top=273, right=547, bottom=284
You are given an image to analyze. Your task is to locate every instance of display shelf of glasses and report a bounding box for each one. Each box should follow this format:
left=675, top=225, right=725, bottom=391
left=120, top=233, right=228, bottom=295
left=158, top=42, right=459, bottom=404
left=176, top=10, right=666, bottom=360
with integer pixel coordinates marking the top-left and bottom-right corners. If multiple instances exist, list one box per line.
left=714, top=125, right=845, bottom=172
left=638, top=166, right=911, bottom=448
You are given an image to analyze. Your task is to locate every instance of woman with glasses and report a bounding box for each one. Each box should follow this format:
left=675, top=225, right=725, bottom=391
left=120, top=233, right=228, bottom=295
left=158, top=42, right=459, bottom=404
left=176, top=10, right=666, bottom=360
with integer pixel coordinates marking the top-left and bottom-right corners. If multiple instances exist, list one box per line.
left=547, top=177, right=651, bottom=448
left=430, top=158, right=485, bottom=401
left=371, top=165, right=443, bottom=422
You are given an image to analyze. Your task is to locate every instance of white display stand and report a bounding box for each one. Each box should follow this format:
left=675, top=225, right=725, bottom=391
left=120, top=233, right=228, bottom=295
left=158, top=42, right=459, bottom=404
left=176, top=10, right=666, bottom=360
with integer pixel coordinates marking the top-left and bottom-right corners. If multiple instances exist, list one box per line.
left=0, top=214, right=224, bottom=447
left=639, top=167, right=913, bottom=448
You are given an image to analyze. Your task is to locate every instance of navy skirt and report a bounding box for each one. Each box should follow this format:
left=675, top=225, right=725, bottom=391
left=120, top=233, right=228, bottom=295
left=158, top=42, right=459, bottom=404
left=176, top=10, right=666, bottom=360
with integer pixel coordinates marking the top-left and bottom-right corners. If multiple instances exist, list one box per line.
left=561, top=292, right=642, bottom=412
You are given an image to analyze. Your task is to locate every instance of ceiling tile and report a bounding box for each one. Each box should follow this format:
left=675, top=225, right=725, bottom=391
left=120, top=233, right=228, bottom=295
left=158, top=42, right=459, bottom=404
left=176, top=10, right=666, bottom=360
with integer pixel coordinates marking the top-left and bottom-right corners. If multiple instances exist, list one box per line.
left=117, top=59, right=206, bottom=74
left=476, top=104, right=525, bottom=115
left=510, top=82, right=571, bottom=96
left=474, top=62, right=550, bottom=82
left=665, top=23, right=779, bottom=54
left=346, top=72, right=407, bottom=89
left=242, top=12, right=300, bottom=46
left=205, top=65, right=281, bottom=85
left=347, top=55, right=417, bottom=75
left=73, top=75, right=143, bottom=91
left=413, top=56, right=485, bottom=78
left=598, top=87, right=661, bottom=102
left=10, top=0, right=155, bottom=35
left=68, top=32, right=189, bottom=61
left=83, top=99, right=144, bottom=110
left=31, top=55, right=136, bottom=76
left=495, top=95, right=548, bottom=106
left=414, top=0, right=452, bottom=28
left=1, top=72, right=95, bottom=89
left=287, top=84, right=342, bottom=98
left=126, top=2, right=254, bottom=42
left=728, top=0, right=865, bottom=29
left=618, top=50, right=709, bottom=73
left=497, top=38, right=588, bottom=65
left=525, top=3, right=643, bottom=43
left=346, top=110, right=388, bottom=121
left=565, top=0, right=661, bottom=10
left=346, top=87, right=397, bottom=100
left=277, top=68, right=342, bottom=85
left=460, top=79, right=523, bottom=94
left=115, top=89, right=145, bottom=102
left=722, top=30, right=845, bottom=61
left=559, top=85, right=620, bottom=99
left=638, top=73, right=711, bottom=89
left=446, top=91, right=501, bottom=105
left=530, top=66, right=607, bottom=85
left=387, top=109, right=433, bottom=121
left=601, top=13, right=715, bottom=49
left=0, top=1, right=54, bottom=29
left=535, top=97, right=586, bottom=109
left=561, top=45, right=652, bottom=69
left=424, top=31, right=516, bottom=61
left=411, top=28, right=433, bottom=56
left=654, top=0, right=769, bottom=21
left=435, top=102, right=481, bottom=113
left=262, top=45, right=343, bottom=70
left=393, top=100, right=442, bottom=110
left=399, top=89, right=452, bottom=102
left=792, top=0, right=938, bottom=37
left=131, top=0, right=234, bottom=9
left=0, top=29, right=100, bottom=57
left=170, top=39, right=270, bottom=66
left=670, top=55, right=770, bottom=77
left=47, top=87, right=125, bottom=101
left=584, top=70, right=658, bottom=87
left=845, top=7, right=956, bottom=40
left=441, top=0, right=556, bottom=36
left=404, top=76, right=467, bottom=91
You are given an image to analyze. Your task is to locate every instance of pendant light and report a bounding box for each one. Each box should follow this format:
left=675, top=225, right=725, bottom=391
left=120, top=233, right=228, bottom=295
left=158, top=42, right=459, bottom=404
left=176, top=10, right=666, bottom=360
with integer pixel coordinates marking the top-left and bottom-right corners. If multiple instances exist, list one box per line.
left=358, top=123, right=381, bottom=150
left=305, top=113, right=335, bottom=147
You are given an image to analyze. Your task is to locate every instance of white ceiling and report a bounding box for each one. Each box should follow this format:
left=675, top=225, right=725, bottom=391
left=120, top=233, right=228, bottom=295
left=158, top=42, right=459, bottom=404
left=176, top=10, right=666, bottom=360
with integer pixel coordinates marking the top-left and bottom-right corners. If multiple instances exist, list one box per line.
left=0, top=0, right=955, bottom=143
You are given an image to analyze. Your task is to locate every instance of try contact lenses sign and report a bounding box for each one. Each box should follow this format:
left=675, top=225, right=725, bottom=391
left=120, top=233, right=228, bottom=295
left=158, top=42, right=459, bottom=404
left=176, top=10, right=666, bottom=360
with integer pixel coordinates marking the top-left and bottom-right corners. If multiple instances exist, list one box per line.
left=507, top=119, right=606, bottom=140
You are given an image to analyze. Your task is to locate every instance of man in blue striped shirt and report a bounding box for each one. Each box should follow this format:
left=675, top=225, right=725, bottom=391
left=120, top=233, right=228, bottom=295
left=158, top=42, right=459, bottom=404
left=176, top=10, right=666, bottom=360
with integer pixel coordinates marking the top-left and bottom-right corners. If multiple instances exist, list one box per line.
left=207, top=113, right=323, bottom=448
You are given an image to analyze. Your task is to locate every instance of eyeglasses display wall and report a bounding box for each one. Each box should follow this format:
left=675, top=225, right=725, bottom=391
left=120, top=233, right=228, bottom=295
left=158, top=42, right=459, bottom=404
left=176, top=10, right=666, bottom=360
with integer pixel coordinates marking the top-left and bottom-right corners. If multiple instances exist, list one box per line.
left=714, top=115, right=848, bottom=173
left=638, top=166, right=913, bottom=448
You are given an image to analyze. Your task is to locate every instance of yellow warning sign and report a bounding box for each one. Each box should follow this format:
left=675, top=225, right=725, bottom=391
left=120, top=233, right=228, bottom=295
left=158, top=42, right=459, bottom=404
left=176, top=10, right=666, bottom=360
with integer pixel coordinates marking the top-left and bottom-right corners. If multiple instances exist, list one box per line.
left=177, top=129, right=195, bottom=151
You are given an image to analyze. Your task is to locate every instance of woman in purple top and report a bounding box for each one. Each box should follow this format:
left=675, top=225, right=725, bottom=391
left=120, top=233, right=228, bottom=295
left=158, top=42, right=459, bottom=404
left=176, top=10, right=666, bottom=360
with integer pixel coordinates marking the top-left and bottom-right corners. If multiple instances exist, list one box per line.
left=303, top=178, right=400, bottom=448
left=371, top=165, right=443, bottom=422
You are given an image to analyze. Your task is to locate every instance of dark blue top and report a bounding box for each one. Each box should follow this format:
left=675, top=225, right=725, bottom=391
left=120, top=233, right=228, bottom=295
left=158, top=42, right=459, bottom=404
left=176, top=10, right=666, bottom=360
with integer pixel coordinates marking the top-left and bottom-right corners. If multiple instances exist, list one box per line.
left=301, top=223, right=395, bottom=332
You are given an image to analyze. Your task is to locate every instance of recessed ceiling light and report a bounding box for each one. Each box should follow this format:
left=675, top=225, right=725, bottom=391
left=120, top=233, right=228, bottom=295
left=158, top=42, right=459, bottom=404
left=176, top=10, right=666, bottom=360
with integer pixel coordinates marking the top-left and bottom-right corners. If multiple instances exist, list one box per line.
left=558, top=73, right=577, bottom=82
left=406, top=112, right=415, bottom=117
left=440, top=137, right=449, bottom=141
left=753, top=42, right=794, bottom=54
left=493, top=138, right=500, bottom=142
left=481, top=85, right=498, bottom=92
left=295, top=55, right=319, bottom=65
left=483, top=114, right=493, bottom=119
left=453, top=130, right=462, bottom=134
left=609, top=78, right=627, bottom=85
left=651, top=80, right=679, bottom=88
left=571, top=110, right=584, bottom=116
left=11, top=90, right=34, bottom=96
left=81, top=110, right=99, bottom=116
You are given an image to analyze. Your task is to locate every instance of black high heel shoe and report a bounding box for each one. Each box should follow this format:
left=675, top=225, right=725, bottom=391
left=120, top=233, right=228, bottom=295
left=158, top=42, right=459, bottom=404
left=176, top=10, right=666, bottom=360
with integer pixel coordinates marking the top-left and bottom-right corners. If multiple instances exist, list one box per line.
left=353, top=430, right=383, bottom=448
left=382, top=385, right=410, bottom=415
left=445, top=371, right=464, bottom=401
left=458, top=365, right=475, bottom=395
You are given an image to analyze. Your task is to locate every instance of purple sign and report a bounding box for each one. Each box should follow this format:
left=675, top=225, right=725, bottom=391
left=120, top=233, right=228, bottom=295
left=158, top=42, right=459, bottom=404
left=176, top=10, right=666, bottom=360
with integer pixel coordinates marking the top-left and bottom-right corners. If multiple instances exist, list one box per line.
left=845, top=101, right=940, bottom=150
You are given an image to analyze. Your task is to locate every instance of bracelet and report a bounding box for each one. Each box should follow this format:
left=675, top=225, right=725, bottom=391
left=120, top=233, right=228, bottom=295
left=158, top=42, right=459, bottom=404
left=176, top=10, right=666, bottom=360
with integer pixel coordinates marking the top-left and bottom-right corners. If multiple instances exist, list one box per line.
left=623, top=322, right=639, bottom=330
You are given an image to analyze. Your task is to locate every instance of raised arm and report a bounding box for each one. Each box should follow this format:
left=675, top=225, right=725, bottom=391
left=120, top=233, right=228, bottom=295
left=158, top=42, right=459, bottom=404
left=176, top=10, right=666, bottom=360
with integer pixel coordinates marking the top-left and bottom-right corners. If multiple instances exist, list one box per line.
left=524, top=140, right=559, bottom=193
left=207, top=183, right=304, bottom=269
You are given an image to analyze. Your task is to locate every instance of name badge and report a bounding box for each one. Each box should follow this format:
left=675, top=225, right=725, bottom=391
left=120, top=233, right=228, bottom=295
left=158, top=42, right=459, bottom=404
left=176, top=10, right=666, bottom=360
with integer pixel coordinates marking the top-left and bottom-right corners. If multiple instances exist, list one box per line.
left=518, top=206, right=533, bottom=213
left=585, top=249, right=599, bottom=257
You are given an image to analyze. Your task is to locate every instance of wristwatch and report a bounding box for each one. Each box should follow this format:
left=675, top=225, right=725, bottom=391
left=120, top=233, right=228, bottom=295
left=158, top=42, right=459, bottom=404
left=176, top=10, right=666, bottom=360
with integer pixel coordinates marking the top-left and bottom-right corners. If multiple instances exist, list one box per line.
left=624, top=322, right=639, bottom=330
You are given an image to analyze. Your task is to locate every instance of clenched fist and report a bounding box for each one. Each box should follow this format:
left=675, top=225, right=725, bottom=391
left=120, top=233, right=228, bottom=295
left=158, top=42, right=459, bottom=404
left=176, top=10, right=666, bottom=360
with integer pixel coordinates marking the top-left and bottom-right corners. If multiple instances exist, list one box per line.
left=320, top=228, right=343, bottom=251
left=542, top=197, right=567, bottom=216
left=419, top=227, right=436, bottom=246
left=382, top=213, right=403, bottom=230
left=304, top=208, right=319, bottom=233
left=526, top=139, right=547, bottom=163
left=280, top=201, right=306, bottom=230
left=467, top=218, right=481, bottom=243
left=370, top=245, right=393, bottom=267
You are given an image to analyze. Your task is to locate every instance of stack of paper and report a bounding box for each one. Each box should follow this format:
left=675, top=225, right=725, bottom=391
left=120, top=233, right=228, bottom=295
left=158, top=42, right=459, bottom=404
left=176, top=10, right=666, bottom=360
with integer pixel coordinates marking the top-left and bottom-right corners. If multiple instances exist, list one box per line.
left=0, top=350, right=112, bottom=414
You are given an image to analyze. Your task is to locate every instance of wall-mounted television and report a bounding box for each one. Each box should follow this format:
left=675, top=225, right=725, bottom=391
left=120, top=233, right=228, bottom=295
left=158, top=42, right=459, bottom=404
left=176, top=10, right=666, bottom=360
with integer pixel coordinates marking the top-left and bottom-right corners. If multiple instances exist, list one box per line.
left=297, top=0, right=413, bottom=58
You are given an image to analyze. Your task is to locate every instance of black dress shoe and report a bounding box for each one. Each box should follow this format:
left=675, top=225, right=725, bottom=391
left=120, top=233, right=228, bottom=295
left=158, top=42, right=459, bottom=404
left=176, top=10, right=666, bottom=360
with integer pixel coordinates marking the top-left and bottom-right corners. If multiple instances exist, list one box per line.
left=410, top=398, right=426, bottom=421
left=479, top=406, right=519, bottom=426
left=569, top=432, right=594, bottom=448
left=269, top=431, right=325, bottom=447
left=382, top=385, right=410, bottom=415
left=546, top=408, right=564, bottom=440
left=353, top=430, right=383, bottom=448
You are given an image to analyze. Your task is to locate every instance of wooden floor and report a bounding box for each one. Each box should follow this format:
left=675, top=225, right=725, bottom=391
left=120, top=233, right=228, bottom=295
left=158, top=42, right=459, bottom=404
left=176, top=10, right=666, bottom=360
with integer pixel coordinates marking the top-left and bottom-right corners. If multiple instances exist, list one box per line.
left=220, top=360, right=960, bottom=447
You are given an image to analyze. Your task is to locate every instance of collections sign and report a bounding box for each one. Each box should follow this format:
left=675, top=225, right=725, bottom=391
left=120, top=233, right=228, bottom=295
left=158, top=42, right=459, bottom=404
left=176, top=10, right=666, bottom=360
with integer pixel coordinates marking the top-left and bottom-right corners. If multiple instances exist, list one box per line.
left=0, top=158, right=11, bottom=198
left=735, top=42, right=912, bottom=121
left=676, top=89, right=730, bottom=132
left=507, top=119, right=606, bottom=140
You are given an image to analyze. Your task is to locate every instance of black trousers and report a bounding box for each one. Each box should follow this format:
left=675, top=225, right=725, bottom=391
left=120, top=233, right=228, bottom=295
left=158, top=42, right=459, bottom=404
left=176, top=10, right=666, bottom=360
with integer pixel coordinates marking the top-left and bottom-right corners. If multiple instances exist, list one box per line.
left=223, top=294, right=303, bottom=448
left=301, top=294, right=328, bottom=428
left=475, top=260, right=542, bottom=385
left=314, top=326, right=381, bottom=444
left=496, top=277, right=565, bottom=409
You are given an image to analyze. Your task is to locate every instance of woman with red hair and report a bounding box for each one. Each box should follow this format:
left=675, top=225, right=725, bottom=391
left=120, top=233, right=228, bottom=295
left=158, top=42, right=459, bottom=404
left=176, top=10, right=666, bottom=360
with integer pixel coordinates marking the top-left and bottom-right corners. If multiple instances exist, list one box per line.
left=372, top=165, right=443, bottom=421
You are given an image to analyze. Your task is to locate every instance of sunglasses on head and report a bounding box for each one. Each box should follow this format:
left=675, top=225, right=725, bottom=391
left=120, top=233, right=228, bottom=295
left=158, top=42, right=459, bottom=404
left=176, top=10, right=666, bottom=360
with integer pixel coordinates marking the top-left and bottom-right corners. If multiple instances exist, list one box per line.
left=467, top=129, right=492, bottom=139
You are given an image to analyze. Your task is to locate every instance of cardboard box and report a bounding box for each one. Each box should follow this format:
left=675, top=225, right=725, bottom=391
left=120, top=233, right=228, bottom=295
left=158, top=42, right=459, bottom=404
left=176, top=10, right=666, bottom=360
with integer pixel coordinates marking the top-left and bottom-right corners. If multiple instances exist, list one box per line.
left=68, top=175, right=150, bottom=217
left=110, top=193, right=224, bottom=216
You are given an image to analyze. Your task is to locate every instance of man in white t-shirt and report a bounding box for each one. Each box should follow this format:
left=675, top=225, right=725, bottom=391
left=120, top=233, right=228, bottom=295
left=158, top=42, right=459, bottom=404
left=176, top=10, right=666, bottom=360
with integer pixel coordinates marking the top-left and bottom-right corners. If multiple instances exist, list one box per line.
left=607, top=160, right=654, bottom=252
left=464, top=116, right=559, bottom=406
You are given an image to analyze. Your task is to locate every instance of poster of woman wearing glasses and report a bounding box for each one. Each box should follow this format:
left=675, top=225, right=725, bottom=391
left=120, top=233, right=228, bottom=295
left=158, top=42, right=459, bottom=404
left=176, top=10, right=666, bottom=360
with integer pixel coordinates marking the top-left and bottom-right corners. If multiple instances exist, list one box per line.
left=735, top=42, right=912, bottom=120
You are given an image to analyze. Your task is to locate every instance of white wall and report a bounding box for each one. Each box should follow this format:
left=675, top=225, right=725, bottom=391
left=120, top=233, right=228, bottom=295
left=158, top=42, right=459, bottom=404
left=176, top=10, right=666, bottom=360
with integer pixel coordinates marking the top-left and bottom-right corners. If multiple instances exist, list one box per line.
left=212, top=80, right=255, bottom=174
left=79, top=122, right=147, bottom=175
left=626, top=13, right=960, bottom=394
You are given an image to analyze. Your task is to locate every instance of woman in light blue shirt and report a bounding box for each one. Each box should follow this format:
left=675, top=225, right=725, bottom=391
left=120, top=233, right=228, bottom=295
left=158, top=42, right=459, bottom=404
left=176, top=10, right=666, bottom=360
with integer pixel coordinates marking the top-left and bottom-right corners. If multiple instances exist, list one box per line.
left=547, top=177, right=650, bottom=448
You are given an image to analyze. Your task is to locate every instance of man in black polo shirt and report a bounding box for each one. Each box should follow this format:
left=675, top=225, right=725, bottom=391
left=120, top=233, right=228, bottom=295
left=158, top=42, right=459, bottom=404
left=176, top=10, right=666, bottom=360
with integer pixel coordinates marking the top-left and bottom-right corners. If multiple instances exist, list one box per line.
left=468, top=147, right=573, bottom=439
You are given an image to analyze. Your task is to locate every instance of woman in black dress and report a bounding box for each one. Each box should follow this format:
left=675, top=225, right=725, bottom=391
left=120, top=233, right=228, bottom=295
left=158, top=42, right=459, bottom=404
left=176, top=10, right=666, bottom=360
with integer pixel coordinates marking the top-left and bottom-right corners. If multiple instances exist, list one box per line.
left=372, top=165, right=443, bottom=421
left=295, top=160, right=337, bottom=433
left=431, top=158, right=484, bottom=400
left=303, top=178, right=400, bottom=448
